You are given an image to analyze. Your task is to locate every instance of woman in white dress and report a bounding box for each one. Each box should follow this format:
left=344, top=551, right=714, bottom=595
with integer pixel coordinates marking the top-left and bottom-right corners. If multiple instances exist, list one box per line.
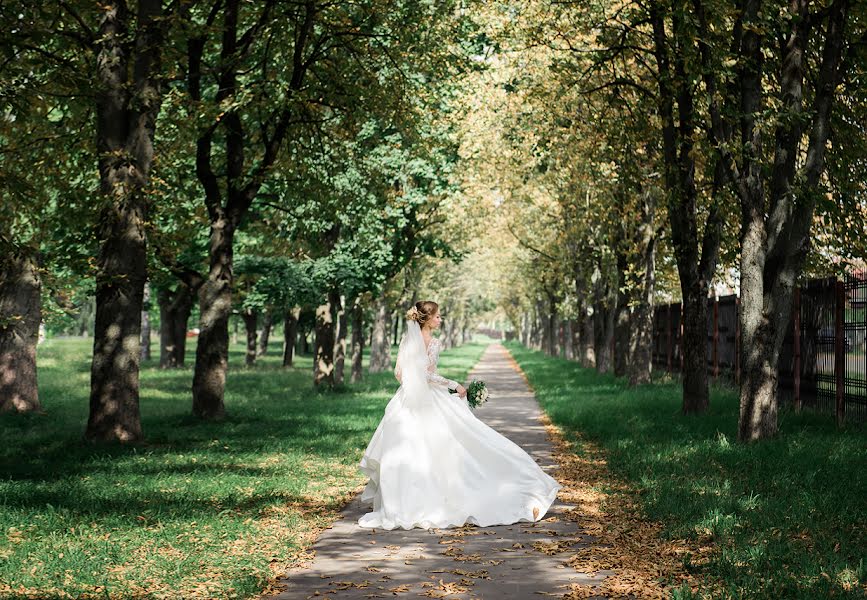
left=358, top=300, right=561, bottom=530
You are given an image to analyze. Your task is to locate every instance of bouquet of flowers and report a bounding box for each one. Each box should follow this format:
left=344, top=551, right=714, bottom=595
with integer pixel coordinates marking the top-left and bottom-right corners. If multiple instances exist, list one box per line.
left=450, top=379, right=489, bottom=409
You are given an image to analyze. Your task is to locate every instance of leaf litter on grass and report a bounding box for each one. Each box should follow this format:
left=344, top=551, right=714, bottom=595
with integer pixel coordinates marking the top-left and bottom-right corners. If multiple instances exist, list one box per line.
left=539, top=413, right=722, bottom=599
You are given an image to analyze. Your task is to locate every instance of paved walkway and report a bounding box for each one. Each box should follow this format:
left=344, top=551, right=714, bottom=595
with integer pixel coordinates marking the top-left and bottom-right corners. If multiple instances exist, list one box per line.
left=264, top=343, right=609, bottom=599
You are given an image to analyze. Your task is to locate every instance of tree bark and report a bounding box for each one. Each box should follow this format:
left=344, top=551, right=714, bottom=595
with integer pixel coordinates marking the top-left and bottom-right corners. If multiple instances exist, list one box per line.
left=350, top=297, right=364, bottom=383
left=158, top=284, right=194, bottom=368
left=581, top=308, right=595, bottom=368
left=257, top=309, right=272, bottom=356
left=140, top=281, right=151, bottom=361
left=520, top=312, right=530, bottom=346
left=628, top=196, right=656, bottom=386
left=681, top=288, right=709, bottom=412
left=0, top=248, right=42, bottom=413
left=87, top=0, right=166, bottom=442
left=242, top=307, right=258, bottom=366
left=532, top=302, right=545, bottom=350
left=314, top=291, right=337, bottom=388
left=187, top=0, right=316, bottom=417
left=301, top=325, right=310, bottom=355
left=592, top=269, right=616, bottom=374
left=545, top=295, right=557, bottom=356
left=686, top=0, right=850, bottom=438
left=650, top=3, right=722, bottom=414
left=593, top=304, right=609, bottom=373
left=392, top=311, right=400, bottom=347
left=369, top=294, right=392, bottom=373
left=334, top=294, right=346, bottom=385
left=191, top=220, right=234, bottom=419
left=88, top=190, right=148, bottom=441
left=613, top=305, right=630, bottom=377
left=282, top=307, right=300, bottom=367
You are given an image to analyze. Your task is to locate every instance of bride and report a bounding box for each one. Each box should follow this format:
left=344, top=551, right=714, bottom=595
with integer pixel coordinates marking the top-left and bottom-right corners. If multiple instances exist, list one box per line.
left=358, top=300, right=561, bottom=530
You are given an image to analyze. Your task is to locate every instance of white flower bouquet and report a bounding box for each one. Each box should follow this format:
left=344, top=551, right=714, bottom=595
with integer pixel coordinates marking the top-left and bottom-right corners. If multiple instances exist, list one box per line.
left=465, top=380, right=489, bottom=409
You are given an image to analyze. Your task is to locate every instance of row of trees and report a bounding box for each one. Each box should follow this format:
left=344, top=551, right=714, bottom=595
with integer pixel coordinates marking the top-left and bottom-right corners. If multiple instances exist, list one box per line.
left=467, top=0, right=866, bottom=441
left=0, top=0, right=487, bottom=441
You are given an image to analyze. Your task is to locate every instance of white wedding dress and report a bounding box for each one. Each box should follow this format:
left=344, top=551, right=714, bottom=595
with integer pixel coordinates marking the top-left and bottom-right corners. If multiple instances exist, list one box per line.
left=358, top=321, right=560, bottom=530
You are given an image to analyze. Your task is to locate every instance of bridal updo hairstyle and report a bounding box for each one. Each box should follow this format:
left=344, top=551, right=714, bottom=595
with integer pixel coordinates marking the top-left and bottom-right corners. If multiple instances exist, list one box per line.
left=406, top=301, right=438, bottom=327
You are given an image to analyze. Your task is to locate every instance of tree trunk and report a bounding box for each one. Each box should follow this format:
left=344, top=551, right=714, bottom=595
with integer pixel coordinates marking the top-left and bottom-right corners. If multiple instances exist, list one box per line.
left=592, top=270, right=616, bottom=374
left=0, top=249, right=42, bottom=413
left=350, top=297, right=364, bottom=383
left=301, top=327, right=310, bottom=355
left=140, top=280, right=151, bottom=362
left=521, top=312, right=530, bottom=346
left=282, top=307, right=300, bottom=367
left=568, top=319, right=579, bottom=361
left=242, top=307, right=258, bottom=366
left=731, top=1, right=848, bottom=440
left=628, top=208, right=657, bottom=386
left=613, top=304, right=630, bottom=377
left=545, top=296, right=557, bottom=356
left=334, top=294, right=346, bottom=385
left=650, top=4, right=721, bottom=415
left=158, top=284, right=194, bottom=368
left=681, top=285, right=710, bottom=412
left=191, top=221, right=235, bottom=420
left=737, top=237, right=786, bottom=441
left=581, top=308, right=595, bottom=368
left=86, top=0, right=166, bottom=442
left=88, top=190, right=147, bottom=441
left=313, top=291, right=337, bottom=388
left=593, top=303, right=609, bottom=373
left=369, top=294, right=392, bottom=373
left=257, top=309, right=272, bottom=356
left=392, top=311, right=400, bottom=347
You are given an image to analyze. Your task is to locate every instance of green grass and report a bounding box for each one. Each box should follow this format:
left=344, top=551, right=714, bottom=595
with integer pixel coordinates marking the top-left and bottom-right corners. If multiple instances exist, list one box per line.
left=506, top=342, right=867, bottom=600
left=0, top=336, right=488, bottom=599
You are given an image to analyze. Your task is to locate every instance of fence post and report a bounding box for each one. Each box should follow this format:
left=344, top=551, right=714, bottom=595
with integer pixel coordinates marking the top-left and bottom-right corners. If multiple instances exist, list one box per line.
left=680, top=305, right=685, bottom=371
left=713, top=296, right=719, bottom=379
left=735, top=297, right=741, bottom=385
left=793, top=287, right=801, bottom=413
left=835, top=279, right=845, bottom=427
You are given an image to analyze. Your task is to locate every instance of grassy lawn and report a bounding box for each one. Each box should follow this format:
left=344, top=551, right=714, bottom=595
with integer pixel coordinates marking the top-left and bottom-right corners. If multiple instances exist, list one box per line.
left=506, top=342, right=867, bottom=599
left=0, top=335, right=488, bottom=599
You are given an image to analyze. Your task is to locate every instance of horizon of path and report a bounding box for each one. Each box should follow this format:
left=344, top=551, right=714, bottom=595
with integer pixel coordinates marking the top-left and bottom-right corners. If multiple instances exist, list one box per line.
left=263, top=342, right=612, bottom=599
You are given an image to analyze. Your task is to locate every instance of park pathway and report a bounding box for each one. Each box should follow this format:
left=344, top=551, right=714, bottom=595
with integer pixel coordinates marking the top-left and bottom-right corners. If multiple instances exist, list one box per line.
left=264, top=343, right=611, bottom=599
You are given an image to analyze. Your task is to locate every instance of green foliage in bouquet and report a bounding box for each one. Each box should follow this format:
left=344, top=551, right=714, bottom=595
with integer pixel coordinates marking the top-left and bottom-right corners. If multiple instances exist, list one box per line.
left=466, top=380, right=489, bottom=409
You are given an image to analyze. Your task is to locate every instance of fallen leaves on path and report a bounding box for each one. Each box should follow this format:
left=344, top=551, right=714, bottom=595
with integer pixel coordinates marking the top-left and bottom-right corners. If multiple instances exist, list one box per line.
left=420, top=578, right=472, bottom=597
left=539, top=413, right=720, bottom=599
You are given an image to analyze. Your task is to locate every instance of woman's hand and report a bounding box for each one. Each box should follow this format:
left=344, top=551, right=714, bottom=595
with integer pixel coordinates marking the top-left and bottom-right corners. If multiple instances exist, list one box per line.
left=456, top=385, right=467, bottom=398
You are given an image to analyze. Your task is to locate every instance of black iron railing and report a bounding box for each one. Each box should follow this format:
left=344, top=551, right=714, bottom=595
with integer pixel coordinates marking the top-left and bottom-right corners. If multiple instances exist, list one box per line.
left=652, top=272, right=867, bottom=423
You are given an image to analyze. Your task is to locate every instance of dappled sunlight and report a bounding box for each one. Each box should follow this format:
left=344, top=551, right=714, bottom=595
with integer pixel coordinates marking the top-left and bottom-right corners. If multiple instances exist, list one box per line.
left=509, top=342, right=867, bottom=599
left=0, top=337, right=489, bottom=599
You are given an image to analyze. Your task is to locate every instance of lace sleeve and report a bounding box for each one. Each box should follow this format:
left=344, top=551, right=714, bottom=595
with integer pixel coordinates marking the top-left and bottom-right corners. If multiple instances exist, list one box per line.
left=426, top=338, right=459, bottom=389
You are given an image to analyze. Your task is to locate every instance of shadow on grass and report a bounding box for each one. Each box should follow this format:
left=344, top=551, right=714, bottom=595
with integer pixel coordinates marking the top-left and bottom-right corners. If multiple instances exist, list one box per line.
left=506, top=342, right=867, bottom=600
left=0, top=336, right=491, bottom=598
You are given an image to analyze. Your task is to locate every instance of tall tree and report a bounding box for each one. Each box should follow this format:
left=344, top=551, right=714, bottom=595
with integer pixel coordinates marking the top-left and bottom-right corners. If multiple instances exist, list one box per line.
left=184, top=0, right=316, bottom=418
left=0, top=3, right=98, bottom=414
left=645, top=3, right=723, bottom=413
left=691, top=0, right=859, bottom=439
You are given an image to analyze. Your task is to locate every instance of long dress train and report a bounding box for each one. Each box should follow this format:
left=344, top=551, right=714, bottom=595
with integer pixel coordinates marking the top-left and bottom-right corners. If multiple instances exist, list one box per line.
left=358, top=333, right=560, bottom=530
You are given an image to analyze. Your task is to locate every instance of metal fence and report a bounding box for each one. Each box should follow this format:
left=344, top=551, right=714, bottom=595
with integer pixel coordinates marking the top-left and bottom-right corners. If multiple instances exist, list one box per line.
left=652, top=272, right=867, bottom=423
